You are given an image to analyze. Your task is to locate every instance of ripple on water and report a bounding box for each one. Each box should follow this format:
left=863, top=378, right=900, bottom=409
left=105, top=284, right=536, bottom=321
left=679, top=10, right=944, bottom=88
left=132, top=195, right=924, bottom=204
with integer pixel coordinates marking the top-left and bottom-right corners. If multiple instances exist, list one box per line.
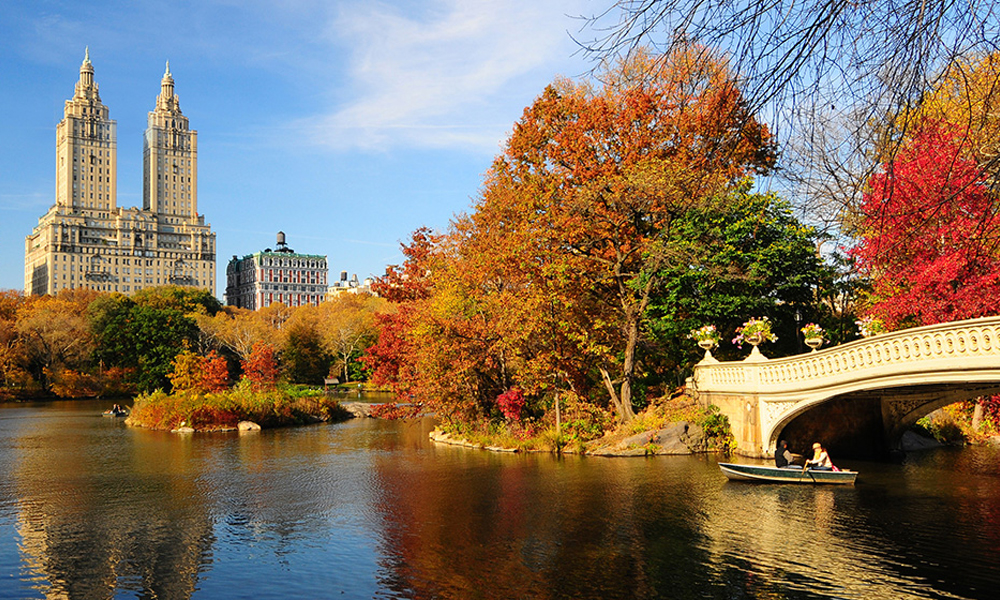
left=2, top=405, right=1000, bottom=599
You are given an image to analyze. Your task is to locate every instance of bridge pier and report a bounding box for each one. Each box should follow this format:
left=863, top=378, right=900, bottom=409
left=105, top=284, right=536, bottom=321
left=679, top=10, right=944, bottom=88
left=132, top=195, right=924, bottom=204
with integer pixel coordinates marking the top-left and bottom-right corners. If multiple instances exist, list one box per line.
left=700, top=394, right=765, bottom=458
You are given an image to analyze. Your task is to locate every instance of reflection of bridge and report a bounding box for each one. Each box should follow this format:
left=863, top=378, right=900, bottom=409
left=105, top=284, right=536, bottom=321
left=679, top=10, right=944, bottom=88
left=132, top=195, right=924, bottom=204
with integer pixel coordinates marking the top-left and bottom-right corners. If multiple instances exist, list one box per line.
left=690, top=317, right=1000, bottom=458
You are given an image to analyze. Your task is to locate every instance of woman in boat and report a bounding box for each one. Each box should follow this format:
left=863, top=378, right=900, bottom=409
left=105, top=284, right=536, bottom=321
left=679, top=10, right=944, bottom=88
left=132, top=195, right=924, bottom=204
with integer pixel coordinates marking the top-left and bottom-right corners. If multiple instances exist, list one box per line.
left=774, top=440, right=795, bottom=468
left=804, top=442, right=834, bottom=470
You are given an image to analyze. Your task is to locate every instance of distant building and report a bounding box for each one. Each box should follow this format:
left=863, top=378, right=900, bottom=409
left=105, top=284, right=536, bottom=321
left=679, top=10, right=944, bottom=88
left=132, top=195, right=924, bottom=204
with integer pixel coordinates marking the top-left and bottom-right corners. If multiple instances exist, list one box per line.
left=226, top=232, right=328, bottom=309
left=326, top=271, right=375, bottom=298
left=24, top=50, right=216, bottom=296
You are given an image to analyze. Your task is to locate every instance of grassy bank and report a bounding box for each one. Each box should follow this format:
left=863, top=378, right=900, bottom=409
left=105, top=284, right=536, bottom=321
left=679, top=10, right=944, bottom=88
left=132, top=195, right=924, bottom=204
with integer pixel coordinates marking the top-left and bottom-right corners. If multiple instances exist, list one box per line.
left=433, top=395, right=734, bottom=454
left=127, top=380, right=351, bottom=431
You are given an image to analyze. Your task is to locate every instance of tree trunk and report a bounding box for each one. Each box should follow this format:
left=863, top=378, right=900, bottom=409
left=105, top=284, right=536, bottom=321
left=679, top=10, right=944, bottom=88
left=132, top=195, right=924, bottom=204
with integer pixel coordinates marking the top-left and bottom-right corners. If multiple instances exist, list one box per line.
left=618, top=308, right=640, bottom=423
left=599, top=367, right=624, bottom=417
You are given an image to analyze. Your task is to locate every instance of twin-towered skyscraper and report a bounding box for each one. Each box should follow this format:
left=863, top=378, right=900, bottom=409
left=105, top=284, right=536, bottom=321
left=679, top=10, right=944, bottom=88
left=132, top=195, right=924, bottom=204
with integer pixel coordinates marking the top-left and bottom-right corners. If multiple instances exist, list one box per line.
left=24, top=49, right=216, bottom=296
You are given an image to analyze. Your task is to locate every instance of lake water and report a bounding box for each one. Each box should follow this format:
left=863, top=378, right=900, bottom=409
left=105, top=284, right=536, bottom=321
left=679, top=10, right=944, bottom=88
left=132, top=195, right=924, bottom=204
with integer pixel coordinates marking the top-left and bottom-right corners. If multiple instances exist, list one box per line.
left=1, top=399, right=999, bottom=599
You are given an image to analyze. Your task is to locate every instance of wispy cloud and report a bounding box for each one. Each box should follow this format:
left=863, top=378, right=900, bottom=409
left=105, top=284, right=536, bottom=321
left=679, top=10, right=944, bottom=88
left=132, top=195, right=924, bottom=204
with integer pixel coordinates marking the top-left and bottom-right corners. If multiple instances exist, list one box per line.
left=301, top=0, right=590, bottom=153
left=0, top=192, right=52, bottom=211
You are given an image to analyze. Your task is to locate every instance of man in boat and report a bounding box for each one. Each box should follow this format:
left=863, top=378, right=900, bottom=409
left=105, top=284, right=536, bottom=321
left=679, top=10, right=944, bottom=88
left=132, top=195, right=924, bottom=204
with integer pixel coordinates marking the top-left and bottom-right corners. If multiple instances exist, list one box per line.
left=774, top=440, right=795, bottom=468
left=804, top=442, right=834, bottom=470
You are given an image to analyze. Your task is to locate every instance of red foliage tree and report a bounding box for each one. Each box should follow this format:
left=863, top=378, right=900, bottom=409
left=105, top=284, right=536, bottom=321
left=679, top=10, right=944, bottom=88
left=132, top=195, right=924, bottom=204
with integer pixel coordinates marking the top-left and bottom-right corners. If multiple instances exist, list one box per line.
left=853, top=122, right=1000, bottom=327
left=241, top=342, right=278, bottom=389
left=363, top=229, right=440, bottom=396
left=201, top=350, right=230, bottom=392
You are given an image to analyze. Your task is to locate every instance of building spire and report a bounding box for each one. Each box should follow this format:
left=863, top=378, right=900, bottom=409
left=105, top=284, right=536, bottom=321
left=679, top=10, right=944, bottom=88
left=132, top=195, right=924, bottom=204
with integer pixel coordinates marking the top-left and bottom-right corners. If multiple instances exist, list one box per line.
left=156, top=60, right=179, bottom=114
left=78, top=46, right=95, bottom=91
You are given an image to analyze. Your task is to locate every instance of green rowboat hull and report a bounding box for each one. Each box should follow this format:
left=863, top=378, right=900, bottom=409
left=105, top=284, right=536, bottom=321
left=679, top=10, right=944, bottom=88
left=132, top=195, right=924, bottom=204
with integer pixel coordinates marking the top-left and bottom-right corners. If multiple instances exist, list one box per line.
left=719, top=462, right=857, bottom=485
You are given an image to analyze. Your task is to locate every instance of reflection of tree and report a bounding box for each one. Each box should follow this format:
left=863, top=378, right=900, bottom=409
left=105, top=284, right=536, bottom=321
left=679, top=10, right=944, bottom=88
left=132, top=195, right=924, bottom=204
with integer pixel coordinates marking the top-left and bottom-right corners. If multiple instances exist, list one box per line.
left=366, top=440, right=715, bottom=599
left=9, top=404, right=353, bottom=598
left=12, top=411, right=211, bottom=598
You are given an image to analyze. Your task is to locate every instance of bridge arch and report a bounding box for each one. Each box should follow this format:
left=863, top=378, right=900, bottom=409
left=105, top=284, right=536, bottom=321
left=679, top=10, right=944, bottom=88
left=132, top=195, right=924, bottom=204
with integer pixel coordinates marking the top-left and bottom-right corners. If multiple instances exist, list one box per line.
left=690, top=317, right=1000, bottom=457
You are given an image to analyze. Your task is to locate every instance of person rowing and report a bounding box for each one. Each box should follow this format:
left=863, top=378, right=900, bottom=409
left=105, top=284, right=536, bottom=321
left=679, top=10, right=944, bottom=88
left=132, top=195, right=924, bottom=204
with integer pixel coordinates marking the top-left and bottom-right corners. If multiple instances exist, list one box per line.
left=804, top=442, right=834, bottom=471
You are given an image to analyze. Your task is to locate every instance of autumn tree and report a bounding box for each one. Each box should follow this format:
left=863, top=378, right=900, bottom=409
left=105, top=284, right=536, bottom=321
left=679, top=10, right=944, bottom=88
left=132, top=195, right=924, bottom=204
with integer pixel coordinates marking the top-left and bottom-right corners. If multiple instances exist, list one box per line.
left=0, top=290, right=30, bottom=393
left=476, top=47, right=775, bottom=421
left=587, top=2, right=1000, bottom=232
left=16, top=294, right=95, bottom=390
left=364, top=229, right=440, bottom=397
left=168, top=350, right=205, bottom=393
left=852, top=122, right=1000, bottom=327
left=893, top=52, right=1000, bottom=183
left=241, top=342, right=279, bottom=390
left=317, top=293, right=386, bottom=383
left=169, top=349, right=230, bottom=393
left=198, top=306, right=281, bottom=361
left=202, top=350, right=230, bottom=392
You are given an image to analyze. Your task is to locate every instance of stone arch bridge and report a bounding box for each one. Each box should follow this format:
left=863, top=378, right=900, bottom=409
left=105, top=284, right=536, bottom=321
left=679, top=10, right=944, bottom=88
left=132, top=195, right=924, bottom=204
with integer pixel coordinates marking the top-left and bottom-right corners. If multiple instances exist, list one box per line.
left=689, top=317, right=1000, bottom=458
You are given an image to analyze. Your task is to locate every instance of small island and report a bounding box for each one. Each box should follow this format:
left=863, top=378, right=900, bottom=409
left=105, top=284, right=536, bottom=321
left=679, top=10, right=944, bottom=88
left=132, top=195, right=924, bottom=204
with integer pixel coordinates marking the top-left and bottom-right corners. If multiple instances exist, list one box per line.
left=126, top=380, right=352, bottom=432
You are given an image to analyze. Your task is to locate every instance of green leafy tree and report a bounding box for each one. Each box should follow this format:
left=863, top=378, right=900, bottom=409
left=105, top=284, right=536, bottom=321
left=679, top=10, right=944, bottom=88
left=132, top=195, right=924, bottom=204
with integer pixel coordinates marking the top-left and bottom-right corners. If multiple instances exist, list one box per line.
left=132, top=285, right=223, bottom=316
left=90, top=294, right=198, bottom=392
left=647, top=183, right=825, bottom=368
left=281, top=321, right=330, bottom=385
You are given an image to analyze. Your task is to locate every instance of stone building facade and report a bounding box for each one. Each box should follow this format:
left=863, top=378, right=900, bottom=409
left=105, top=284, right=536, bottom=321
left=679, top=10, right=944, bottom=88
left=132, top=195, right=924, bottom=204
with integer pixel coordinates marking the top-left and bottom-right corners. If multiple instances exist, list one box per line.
left=24, top=50, right=216, bottom=296
left=226, top=232, right=328, bottom=310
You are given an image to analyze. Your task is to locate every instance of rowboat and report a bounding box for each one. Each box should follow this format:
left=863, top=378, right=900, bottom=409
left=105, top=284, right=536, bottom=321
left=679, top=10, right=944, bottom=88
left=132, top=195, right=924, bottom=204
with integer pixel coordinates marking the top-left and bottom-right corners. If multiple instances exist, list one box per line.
left=719, top=462, right=857, bottom=485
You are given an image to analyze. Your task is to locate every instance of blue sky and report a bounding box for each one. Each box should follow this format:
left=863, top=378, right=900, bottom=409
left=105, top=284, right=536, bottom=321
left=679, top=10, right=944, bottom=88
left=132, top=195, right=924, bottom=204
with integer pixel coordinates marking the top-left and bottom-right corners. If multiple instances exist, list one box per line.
left=0, top=0, right=599, bottom=297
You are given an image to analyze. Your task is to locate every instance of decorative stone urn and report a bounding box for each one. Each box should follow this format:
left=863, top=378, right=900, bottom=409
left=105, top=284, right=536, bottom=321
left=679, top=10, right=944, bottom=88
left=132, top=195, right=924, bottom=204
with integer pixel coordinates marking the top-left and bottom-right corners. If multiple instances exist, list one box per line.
left=697, top=339, right=719, bottom=363
left=743, top=332, right=768, bottom=362
left=805, top=336, right=823, bottom=352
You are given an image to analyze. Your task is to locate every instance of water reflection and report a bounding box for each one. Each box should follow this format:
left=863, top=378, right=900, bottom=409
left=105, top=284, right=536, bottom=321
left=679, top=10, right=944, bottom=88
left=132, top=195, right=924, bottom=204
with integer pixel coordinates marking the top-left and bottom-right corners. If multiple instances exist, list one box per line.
left=366, top=436, right=1000, bottom=600
left=0, top=402, right=998, bottom=599
left=6, top=402, right=210, bottom=598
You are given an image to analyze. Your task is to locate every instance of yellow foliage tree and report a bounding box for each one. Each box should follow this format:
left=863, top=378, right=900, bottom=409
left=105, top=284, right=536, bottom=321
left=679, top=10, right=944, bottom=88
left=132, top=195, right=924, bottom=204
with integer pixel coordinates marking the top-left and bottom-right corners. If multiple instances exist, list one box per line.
left=902, top=52, right=1000, bottom=166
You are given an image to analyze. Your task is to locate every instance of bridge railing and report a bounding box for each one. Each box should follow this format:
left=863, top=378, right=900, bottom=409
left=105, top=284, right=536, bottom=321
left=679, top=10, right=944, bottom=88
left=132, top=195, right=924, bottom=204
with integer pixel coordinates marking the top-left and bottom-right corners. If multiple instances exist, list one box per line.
left=692, top=316, right=1000, bottom=396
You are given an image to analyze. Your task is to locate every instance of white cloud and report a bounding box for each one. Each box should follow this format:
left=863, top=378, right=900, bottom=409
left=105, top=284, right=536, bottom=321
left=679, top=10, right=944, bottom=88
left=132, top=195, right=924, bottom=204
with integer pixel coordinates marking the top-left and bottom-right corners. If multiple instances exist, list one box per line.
left=302, top=0, right=592, bottom=153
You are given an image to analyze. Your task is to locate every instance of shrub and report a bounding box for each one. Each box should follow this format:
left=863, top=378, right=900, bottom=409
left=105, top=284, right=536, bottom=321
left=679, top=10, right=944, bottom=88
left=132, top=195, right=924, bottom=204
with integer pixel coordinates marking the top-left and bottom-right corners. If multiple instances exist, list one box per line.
left=497, top=387, right=526, bottom=421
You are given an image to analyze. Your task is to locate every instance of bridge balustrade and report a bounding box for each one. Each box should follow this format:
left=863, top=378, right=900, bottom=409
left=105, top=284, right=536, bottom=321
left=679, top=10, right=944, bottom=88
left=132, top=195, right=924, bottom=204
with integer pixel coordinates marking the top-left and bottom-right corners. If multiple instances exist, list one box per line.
left=690, top=316, right=1000, bottom=456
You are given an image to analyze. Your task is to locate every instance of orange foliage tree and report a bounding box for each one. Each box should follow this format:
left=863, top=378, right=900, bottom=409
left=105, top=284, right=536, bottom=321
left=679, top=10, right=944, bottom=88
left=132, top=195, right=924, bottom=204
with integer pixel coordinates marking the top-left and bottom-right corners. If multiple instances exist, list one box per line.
left=15, top=292, right=96, bottom=391
left=241, top=342, right=279, bottom=389
left=168, top=349, right=231, bottom=394
left=202, top=350, right=230, bottom=392
left=365, top=47, right=776, bottom=424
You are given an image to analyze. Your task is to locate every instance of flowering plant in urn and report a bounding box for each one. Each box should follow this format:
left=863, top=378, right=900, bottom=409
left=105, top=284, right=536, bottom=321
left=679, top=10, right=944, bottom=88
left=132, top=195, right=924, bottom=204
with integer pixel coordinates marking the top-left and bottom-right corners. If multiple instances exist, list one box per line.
left=688, top=325, right=720, bottom=348
left=856, top=316, right=888, bottom=338
left=801, top=322, right=824, bottom=351
left=800, top=323, right=824, bottom=339
left=732, top=317, right=777, bottom=348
